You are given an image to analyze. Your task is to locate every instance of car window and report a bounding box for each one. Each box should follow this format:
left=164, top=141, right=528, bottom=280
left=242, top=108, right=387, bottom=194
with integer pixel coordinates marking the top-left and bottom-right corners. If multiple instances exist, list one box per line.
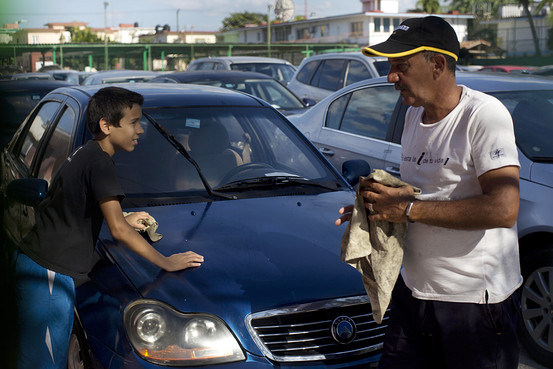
left=18, top=101, right=61, bottom=169
left=345, top=60, right=371, bottom=86
left=490, top=90, right=553, bottom=161
left=37, top=105, right=75, bottom=184
left=373, top=60, right=391, bottom=76
left=326, top=85, right=399, bottom=140
left=295, top=60, right=320, bottom=84
left=313, top=60, right=346, bottom=91
left=214, top=63, right=226, bottom=70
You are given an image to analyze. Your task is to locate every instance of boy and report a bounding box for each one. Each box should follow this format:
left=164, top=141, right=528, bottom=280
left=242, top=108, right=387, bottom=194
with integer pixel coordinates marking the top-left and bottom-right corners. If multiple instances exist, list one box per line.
left=14, top=86, right=204, bottom=369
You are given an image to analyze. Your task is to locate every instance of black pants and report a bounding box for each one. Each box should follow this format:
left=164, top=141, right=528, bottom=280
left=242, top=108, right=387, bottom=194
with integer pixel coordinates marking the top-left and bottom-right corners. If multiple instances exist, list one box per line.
left=378, top=276, right=520, bottom=369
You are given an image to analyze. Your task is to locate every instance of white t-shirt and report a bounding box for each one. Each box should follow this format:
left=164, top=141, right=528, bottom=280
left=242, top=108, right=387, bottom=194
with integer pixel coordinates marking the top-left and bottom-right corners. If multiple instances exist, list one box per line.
left=400, top=85, right=522, bottom=304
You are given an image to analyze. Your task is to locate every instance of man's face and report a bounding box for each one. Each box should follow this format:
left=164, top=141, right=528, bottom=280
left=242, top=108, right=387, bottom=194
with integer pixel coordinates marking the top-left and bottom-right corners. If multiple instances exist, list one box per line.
left=387, top=52, right=434, bottom=107
left=110, top=103, right=143, bottom=153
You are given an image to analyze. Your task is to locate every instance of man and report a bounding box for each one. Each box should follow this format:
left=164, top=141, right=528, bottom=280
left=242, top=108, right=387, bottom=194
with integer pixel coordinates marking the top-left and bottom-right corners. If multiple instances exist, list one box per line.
left=336, top=16, right=521, bottom=368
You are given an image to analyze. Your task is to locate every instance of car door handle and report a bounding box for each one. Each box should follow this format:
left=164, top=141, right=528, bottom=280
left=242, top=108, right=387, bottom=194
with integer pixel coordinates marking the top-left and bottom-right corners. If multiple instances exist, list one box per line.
left=385, top=166, right=401, bottom=176
left=319, top=148, right=335, bottom=156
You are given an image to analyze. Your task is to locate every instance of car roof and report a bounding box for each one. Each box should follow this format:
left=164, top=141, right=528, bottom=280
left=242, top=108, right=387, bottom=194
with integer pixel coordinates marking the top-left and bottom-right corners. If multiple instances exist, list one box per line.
left=300, top=52, right=387, bottom=60
left=45, top=83, right=271, bottom=108
left=347, top=72, right=553, bottom=93
left=0, top=79, right=75, bottom=92
left=153, top=70, right=274, bottom=82
left=190, top=56, right=293, bottom=64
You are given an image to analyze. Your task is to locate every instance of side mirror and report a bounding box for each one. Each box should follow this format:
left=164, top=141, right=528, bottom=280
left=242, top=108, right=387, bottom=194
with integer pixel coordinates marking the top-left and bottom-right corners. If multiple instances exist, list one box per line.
left=6, top=178, right=48, bottom=207
left=302, top=98, right=317, bottom=108
left=342, top=160, right=371, bottom=187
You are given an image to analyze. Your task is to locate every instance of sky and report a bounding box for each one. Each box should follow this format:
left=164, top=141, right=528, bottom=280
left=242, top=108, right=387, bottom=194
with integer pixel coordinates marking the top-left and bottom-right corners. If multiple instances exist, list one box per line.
left=0, top=0, right=418, bottom=32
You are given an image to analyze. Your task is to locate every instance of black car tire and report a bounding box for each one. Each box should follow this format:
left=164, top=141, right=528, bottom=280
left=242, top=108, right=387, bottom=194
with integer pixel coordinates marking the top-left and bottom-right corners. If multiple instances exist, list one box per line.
left=518, top=247, right=553, bottom=367
left=67, top=313, right=93, bottom=369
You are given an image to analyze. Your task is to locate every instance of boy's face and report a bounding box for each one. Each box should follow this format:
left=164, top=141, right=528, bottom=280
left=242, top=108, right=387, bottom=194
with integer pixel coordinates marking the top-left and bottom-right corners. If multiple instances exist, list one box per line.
left=109, top=103, right=144, bottom=153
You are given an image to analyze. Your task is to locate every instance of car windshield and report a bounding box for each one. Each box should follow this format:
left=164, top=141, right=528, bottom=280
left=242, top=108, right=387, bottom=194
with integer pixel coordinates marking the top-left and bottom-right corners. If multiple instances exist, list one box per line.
left=114, top=106, right=338, bottom=199
left=191, top=79, right=304, bottom=110
left=229, top=63, right=296, bottom=84
left=489, top=90, right=553, bottom=162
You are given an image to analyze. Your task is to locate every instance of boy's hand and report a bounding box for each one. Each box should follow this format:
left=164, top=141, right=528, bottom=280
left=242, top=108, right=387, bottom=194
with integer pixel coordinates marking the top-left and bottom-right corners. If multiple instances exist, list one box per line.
left=125, top=211, right=152, bottom=230
left=164, top=251, right=204, bottom=272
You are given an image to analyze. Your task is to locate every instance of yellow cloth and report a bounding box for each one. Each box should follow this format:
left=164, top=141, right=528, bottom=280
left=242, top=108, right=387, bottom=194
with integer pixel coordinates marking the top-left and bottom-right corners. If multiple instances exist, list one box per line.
left=123, top=212, right=163, bottom=242
left=340, top=169, right=420, bottom=324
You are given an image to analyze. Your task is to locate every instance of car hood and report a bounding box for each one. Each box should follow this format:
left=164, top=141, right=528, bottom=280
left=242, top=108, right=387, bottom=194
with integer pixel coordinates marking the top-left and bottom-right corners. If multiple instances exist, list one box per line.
left=99, top=191, right=365, bottom=352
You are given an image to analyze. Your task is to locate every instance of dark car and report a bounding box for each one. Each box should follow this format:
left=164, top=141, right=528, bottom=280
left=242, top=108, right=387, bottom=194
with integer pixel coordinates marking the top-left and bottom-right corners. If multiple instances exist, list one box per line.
left=150, top=71, right=314, bottom=116
left=0, top=79, right=76, bottom=149
left=289, top=72, right=553, bottom=367
left=1, top=83, right=386, bottom=369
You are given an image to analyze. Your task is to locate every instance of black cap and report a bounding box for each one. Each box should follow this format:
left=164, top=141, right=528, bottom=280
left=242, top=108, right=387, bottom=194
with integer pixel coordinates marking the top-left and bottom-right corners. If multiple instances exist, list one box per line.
left=362, top=16, right=460, bottom=61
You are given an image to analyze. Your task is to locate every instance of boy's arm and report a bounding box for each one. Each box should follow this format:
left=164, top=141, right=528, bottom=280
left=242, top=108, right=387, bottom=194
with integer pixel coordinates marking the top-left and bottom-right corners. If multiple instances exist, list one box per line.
left=99, top=197, right=204, bottom=271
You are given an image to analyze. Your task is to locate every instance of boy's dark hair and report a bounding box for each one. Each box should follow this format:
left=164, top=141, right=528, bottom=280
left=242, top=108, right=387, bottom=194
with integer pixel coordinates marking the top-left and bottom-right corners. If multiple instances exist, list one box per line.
left=86, top=86, right=144, bottom=135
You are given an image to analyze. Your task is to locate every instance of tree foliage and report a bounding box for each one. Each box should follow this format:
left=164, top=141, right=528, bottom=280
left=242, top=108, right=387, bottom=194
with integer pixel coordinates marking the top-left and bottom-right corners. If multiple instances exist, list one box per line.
left=69, top=27, right=102, bottom=43
left=221, top=12, right=268, bottom=31
left=416, top=0, right=441, bottom=13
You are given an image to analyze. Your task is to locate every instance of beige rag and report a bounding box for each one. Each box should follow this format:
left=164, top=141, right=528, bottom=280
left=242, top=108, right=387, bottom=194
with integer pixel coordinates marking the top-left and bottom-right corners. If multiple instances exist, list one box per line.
left=123, top=212, right=163, bottom=242
left=341, top=169, right=420, bottom=324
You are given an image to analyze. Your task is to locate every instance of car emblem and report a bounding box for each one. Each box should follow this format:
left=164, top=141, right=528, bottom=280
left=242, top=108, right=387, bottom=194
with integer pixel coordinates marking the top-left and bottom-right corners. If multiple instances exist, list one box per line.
left=331, top=316, right=357, bottom=344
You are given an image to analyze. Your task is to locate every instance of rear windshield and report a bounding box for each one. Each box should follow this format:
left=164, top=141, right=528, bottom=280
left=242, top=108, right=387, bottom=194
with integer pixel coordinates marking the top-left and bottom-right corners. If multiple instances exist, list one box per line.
left=490, top=90, right=553, bottom=161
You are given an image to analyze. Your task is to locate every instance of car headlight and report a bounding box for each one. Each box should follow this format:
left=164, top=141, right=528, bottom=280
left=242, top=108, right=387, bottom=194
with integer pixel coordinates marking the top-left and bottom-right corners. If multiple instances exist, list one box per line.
left=124, top=300, right=245, bottom=366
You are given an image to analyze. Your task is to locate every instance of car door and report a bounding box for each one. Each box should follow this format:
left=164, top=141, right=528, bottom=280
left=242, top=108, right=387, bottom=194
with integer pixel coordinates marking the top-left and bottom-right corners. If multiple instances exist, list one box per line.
left=1, top=96, right=79, bottom=245
left=312, top=83, right=400, bottom=174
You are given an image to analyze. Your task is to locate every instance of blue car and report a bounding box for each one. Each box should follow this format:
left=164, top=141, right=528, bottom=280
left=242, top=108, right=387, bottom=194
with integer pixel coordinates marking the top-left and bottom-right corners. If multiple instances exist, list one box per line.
left=1, top=83, right=383, bottom=368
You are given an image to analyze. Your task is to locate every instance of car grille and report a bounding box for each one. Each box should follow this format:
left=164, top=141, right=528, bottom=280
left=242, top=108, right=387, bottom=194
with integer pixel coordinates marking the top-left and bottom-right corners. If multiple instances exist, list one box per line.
left=246, top=296, right=387, bottom=362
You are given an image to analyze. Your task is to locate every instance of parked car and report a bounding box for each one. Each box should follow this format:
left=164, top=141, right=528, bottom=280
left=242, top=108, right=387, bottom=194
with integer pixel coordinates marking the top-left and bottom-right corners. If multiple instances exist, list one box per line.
left=1, top=83, right=386, bottom=369
left=186, top=56, right=296, bottom=85
left=11, top=72, right=54, bottom=81
left=82, top=70, right=159, bottom=85
left=46, top=69, right=95, bottom=85
left=149, top=70, right=315, bottom=115
left=288, top=72, right=553, bottom=367
left=477, top=65, right=535, bottom=74
left=530, top=65, right=553, bottom=76
left=0, top=65, right=24, bottom=79
left=0, top=79, right=76, bottom=149
left=287, top=52, right=390, bottom=103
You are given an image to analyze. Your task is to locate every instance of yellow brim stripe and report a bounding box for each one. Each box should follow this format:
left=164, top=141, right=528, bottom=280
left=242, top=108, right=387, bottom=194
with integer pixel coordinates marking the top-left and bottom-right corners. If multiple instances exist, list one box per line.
left=362, top=46, right=458, bottom=61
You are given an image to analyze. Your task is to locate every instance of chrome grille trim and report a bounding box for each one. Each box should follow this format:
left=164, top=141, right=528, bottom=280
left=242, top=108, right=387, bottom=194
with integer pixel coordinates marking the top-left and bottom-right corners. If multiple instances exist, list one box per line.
left=245, top=295, right=387, bottom=362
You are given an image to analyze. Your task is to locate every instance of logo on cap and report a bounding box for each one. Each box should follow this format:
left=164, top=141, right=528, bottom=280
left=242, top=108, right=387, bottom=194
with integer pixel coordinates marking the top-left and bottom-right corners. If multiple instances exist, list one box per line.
left=331, top=316, right=357, bottom=344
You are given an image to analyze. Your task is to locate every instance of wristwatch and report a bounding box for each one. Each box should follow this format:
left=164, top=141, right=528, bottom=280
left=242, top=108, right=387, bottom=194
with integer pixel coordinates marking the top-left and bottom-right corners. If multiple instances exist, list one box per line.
left=405, top=200, right=416, bottom=223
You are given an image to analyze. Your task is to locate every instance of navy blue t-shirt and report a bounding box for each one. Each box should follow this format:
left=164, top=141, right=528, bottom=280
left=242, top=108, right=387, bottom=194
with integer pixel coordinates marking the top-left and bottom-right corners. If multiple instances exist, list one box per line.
left=19, top=140, right=124, bottom=279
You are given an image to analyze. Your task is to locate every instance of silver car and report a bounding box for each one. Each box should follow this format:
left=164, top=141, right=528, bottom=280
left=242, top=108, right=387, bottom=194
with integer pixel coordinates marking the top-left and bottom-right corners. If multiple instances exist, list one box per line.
left=288, top=72, right=553, bottom=367
left=287, top=52, right=390, bottom=103
left=186, top=56, right=297, bottom=85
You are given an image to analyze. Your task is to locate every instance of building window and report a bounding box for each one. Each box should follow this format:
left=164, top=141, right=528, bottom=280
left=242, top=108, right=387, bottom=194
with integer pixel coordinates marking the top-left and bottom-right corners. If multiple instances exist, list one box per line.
left=374, top=18, right=381, bottom=32
left=393, top=18, right=401, bottom=29
left=32, top=35, right=40, bottom=44
left=351, top=22, right=363, bottom=37
left=383, top=18, right=391, bottom=32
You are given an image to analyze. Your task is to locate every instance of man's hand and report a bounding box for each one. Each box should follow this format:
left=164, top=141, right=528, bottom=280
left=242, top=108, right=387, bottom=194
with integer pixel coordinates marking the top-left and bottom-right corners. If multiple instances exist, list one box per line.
left=335, top=205, right=354, bottom=226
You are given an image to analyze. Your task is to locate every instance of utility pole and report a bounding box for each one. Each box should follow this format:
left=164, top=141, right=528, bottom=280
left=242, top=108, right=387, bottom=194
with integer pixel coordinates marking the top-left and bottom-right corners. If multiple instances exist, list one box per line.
left=267, top=4, right=272, bottom=57
left=176, top=9, right=180, bottom=42
left=104, top=2, right=109, bottom=70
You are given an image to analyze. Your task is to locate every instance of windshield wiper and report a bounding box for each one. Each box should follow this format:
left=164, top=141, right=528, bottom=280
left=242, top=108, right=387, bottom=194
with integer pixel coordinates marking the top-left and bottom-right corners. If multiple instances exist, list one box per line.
left=215, top=176, right=339, bottom=191
left=143, top=112, right=236, bottom=200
